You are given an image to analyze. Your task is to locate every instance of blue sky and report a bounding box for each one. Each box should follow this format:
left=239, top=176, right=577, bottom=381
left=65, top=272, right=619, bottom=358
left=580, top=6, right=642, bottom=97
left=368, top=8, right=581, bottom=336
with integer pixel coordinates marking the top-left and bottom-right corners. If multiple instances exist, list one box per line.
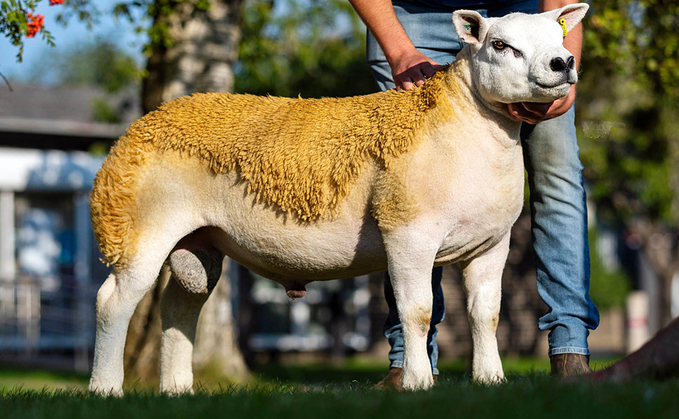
left=0, top=0, right=147, bottom=84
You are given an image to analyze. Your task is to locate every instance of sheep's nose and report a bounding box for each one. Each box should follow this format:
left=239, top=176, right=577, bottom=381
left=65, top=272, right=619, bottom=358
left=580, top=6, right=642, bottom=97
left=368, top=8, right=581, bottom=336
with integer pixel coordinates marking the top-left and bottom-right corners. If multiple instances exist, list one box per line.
left=550, top=56, right=575, bottom=72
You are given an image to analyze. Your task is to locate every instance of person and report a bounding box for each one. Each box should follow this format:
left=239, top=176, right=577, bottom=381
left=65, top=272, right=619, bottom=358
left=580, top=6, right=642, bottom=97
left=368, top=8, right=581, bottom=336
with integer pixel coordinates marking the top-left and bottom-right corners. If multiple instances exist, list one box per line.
left=347, top=0, right=600, bottom=387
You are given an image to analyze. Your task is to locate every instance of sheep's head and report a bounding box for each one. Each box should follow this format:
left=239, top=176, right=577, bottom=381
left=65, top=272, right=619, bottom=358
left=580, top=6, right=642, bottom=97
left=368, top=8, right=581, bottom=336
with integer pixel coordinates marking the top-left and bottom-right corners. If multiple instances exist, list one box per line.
left=452, top=4, right=588, bottom=104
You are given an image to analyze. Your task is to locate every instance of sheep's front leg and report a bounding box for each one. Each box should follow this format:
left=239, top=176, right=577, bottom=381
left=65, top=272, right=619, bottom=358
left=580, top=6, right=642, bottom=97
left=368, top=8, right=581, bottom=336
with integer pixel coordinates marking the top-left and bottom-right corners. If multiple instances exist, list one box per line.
left=385, top=230, right=438, bottom=391
left=460, top=233, right=510, bottom=384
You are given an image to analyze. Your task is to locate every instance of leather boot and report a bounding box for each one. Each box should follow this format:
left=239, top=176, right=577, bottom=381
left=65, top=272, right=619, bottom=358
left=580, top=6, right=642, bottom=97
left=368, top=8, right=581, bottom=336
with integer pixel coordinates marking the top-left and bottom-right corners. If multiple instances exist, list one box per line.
left=550, top=354, right=592, bottom=377
left=373, top=367, right=403, bottom=391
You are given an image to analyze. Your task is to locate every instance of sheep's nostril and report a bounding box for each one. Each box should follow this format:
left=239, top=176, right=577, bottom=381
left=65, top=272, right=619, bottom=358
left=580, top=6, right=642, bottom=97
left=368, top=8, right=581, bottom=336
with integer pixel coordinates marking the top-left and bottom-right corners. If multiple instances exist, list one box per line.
left=566, top=56, right=575, bottom=70
left=550, top=57, right=567, bottom=72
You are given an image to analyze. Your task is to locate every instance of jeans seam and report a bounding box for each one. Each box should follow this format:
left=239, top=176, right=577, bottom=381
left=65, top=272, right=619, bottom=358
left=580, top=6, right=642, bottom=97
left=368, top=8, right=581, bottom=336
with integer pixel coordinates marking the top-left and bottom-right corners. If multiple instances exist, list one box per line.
left=549, top=347, right=590, bottom=356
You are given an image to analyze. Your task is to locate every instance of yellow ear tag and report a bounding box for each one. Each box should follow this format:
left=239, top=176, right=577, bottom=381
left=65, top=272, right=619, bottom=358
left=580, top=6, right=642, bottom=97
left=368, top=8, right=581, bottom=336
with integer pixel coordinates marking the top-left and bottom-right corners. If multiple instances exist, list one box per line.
left=559, top=18, right=568, bottom=37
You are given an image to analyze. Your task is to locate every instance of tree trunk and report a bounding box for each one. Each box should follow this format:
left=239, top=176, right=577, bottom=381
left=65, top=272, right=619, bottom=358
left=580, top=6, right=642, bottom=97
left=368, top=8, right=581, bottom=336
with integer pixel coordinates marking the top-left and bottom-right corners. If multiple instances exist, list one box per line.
left=632, top=219, right=679, bottom=327
left=142, top=0, right=243, bottom=113
left=124, top=0, right=248, bottom=385
left=581, top=317, right=679, bottom=382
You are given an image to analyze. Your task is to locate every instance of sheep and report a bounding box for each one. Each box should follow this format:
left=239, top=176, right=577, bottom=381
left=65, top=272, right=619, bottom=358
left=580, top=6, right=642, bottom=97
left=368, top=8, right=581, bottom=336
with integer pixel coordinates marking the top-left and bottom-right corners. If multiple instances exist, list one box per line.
left=88, top=4, right=589, bottom=396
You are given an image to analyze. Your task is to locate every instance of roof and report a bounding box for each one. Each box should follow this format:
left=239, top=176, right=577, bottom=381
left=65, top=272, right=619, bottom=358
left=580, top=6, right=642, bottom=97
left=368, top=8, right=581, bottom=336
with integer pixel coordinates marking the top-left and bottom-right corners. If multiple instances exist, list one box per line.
left=0, top=83, right=141, bottom=151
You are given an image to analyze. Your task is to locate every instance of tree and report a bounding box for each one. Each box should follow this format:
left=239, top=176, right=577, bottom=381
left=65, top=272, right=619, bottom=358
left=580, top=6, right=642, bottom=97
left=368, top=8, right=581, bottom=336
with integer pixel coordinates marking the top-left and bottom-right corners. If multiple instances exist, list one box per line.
left=139, top=0, right=243, bottom=113
left=577, top=0, right=679, bottom=325
left=123, top=0, right=250, bottom=385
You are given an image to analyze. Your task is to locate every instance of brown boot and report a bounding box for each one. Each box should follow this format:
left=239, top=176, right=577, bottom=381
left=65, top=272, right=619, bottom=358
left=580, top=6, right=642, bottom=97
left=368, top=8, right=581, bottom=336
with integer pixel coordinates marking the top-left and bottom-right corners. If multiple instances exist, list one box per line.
left=373, top=368, right=438, bottom=390
left=373, top=367, right=403, bottom=391
left=550, top=354, right=592, bottom=377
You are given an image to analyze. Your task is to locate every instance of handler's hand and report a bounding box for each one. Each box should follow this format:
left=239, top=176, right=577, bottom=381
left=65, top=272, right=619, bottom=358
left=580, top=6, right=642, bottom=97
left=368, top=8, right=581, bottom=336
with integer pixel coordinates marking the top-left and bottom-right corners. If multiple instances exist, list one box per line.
left=508, top=85, right=576, bottom=125
left=391, top=51, right=440, bottom=91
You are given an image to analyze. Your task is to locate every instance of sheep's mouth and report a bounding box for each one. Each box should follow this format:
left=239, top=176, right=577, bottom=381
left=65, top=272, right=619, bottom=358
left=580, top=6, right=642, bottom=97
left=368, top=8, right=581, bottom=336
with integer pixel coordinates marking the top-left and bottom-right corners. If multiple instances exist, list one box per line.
left=535, top=81, right=572, bottom=89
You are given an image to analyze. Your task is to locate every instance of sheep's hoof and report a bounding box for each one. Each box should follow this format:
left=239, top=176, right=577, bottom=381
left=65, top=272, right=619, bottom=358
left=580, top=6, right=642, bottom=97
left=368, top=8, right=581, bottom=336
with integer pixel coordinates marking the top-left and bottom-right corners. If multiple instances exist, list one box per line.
left=472, top=372, right=505, bottom=385
left=402, top=370, right=435, bottom=391
left=89, top=385, right=124, bottom=397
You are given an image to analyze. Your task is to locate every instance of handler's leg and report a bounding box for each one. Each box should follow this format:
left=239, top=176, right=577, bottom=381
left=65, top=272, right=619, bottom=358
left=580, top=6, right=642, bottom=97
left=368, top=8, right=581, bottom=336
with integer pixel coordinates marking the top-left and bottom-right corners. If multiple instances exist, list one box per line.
left=522, top=107, right=600, bottom=375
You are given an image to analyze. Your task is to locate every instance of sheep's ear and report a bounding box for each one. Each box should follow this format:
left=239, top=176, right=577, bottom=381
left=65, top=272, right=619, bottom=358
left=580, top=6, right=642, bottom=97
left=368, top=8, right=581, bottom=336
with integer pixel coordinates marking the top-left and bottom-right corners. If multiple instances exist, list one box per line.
left=540, top=3, right=589, bottom=35
left=452, top=10, right=489, bottom=46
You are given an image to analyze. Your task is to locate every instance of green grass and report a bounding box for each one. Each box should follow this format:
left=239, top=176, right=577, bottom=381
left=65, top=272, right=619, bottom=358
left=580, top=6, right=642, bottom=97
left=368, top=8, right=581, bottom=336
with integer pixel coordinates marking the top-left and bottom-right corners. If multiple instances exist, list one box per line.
left=1, top=358, right=677, bottom=419
left=0, top=368, right=89, bottom=392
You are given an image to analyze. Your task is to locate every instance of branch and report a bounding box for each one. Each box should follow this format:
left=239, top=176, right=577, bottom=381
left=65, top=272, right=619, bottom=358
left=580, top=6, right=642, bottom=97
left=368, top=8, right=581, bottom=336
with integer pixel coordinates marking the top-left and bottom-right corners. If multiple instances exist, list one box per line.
left=0, top=70, right=13, bottom=92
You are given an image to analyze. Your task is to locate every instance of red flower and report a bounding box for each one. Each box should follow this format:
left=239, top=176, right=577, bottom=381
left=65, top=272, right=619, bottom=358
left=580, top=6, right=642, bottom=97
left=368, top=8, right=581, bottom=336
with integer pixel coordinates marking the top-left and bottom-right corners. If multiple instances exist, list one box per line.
left=49, top=0, right=64, bottom=5
left=26, top=13, right=44, bottom=38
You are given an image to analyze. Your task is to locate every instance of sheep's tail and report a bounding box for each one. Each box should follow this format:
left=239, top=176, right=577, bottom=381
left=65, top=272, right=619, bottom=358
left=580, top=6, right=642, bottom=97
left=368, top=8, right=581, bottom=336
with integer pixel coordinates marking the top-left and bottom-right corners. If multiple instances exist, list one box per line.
left=90, top=132, right=153, bottom=268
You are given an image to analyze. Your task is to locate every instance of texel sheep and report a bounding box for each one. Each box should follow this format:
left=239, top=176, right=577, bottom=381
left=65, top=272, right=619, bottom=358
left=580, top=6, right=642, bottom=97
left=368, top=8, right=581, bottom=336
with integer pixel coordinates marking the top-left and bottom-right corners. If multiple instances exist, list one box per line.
left=89, top=4, right=589, bottom=395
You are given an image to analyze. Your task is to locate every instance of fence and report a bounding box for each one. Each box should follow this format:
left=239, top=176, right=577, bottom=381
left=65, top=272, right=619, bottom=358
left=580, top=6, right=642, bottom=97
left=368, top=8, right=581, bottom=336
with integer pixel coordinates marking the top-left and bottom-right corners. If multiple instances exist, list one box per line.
left=0, top=276, right=96, bottom=371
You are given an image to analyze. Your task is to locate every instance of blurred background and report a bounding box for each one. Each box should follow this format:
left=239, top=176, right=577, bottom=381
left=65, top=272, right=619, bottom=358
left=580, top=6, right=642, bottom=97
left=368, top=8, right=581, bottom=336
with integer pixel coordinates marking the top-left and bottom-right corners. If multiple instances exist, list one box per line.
left=0, top=0, right=677, bottom=390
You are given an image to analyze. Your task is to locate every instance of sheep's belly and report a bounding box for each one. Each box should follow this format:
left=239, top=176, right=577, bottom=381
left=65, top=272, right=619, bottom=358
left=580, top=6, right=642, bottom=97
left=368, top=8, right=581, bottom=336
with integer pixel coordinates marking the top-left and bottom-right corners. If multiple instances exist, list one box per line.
left=141, top=157, right=389, bottom=282
left=207, top=218, right=388, bottom=283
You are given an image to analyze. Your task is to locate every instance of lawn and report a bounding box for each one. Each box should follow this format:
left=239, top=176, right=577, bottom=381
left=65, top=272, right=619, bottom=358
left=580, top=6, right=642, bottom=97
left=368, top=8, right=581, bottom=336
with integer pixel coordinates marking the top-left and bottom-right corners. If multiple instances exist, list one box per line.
left=1, top=357, right=677, bottom=419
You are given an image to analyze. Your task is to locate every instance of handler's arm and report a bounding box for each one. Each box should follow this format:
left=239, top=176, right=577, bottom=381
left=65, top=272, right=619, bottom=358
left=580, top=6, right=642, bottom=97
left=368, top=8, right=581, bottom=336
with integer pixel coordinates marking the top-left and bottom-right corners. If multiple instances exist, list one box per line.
left=349, top=0, right=439, bottom=90
left=508, top=0, right=584, bottom=124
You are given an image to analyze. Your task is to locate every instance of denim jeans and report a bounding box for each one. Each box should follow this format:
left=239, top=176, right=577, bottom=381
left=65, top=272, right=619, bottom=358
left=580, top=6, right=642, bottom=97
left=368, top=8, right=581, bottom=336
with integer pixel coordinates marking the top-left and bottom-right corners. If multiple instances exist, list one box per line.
left=371, top=0, right=600, bottom=373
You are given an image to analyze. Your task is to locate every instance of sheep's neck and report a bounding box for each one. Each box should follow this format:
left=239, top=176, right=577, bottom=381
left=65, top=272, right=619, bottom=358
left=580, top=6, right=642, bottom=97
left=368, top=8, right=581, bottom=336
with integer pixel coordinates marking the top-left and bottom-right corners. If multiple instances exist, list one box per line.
left=447, top=50, right=522, bottom=145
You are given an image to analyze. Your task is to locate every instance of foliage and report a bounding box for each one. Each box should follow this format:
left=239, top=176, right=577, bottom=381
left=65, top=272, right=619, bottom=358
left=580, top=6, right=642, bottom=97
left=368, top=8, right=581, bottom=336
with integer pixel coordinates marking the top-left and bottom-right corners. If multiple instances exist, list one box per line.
left=112, top=0, right=211, bottom=54
left=587, top=229, right=631, bottom=310
left=0, top=0, right=212, bottom=63
left=28, top=39, right=141, bottom=92
left=577, top=0, right=679, bottom=322
left=0, top=0, right=57, bottom=61
left=235, top=0, right=375, bottom=98
left=92, top=98, right=123, bottom=123
left=578, top=0, right=679, bottom=225
left=3, top=0, right=377, bottom=98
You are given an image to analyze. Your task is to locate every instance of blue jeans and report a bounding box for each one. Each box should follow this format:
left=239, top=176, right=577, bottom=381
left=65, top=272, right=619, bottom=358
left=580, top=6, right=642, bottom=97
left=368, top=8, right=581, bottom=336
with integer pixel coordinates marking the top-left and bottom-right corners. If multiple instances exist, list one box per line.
left=371, top=0, right=600, bottom=372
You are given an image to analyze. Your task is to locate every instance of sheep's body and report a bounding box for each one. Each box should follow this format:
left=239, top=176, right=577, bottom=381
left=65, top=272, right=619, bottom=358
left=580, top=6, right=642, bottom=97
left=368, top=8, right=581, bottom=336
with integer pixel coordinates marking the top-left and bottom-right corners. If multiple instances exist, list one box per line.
left=91, top=56, right=519, bottom=280
left=89, top=6, right=589, bottom=396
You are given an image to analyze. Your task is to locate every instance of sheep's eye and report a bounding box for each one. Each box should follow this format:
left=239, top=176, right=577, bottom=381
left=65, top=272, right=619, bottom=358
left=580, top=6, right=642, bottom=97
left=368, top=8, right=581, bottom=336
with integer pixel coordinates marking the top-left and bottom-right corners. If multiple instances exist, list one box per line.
left=492, top=40, right=506, bottom=50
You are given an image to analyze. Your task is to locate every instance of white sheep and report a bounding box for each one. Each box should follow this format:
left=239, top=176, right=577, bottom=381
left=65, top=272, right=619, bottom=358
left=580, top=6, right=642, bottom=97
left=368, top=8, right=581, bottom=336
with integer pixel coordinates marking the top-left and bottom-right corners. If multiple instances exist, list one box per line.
left=88, top=4, right=589, bottom=396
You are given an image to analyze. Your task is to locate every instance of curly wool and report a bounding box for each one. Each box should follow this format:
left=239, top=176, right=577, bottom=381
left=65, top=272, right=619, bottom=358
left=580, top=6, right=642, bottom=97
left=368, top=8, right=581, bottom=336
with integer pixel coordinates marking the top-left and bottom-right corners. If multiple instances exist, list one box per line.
left=91, top=63, right=462, bottom=266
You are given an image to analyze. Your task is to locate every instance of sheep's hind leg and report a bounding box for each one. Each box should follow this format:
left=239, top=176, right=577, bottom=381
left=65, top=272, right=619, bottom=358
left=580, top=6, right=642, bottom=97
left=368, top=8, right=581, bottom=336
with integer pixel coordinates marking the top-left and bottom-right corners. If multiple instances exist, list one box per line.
left=89, top=257, right=166, bottom=396
left=460, top=234, right=509, bottom=384
left=160, top=238, right=223, bottom=395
